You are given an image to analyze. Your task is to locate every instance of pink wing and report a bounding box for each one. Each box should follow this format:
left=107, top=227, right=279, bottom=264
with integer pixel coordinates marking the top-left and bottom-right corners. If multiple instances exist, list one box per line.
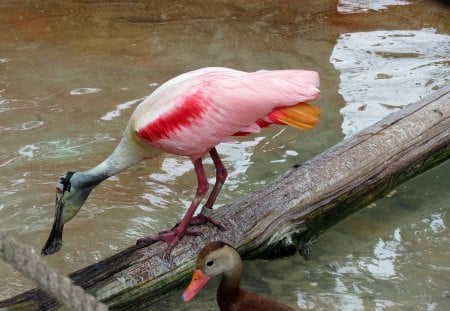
left=131, top=67, right=320, bottom=158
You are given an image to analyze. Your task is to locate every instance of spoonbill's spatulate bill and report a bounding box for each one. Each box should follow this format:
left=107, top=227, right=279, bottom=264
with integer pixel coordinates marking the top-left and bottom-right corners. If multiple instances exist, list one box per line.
left=41, top=67, right=321, bottom=258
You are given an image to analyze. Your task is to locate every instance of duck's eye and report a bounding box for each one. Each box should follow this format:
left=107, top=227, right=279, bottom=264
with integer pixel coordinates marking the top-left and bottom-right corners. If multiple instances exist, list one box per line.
left=206, top=260, right=214, bottom=267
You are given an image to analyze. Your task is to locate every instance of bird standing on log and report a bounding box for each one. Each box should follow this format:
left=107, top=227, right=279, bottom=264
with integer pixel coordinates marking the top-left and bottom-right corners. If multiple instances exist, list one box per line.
left=41, top=67, right=321, bottom=258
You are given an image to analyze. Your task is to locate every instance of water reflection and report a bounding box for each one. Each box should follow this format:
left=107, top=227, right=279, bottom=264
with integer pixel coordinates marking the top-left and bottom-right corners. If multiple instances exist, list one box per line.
left=100, top=97, right=144, bottom=121
left=338, top=0, right=413, bottom=14
left=360, top=228, right=402, bottom=280
left=330, top=27, right=450, bottom=137
left=302, top=193, right=449, bottom=310
left=70, top=87, right=102, bottom=95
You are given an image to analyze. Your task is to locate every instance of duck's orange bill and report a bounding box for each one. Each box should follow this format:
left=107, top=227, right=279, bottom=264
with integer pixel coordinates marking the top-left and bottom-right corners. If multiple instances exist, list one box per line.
left=182, top=269, right=210, bottom=302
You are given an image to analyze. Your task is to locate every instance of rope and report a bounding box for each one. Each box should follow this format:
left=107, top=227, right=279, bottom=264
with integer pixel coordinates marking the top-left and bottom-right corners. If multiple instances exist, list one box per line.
left=0, top=231, right=108, bottom=311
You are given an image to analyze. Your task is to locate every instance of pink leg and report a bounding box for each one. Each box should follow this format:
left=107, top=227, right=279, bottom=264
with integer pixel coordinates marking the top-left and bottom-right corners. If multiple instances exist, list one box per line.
left=136, top=157, right=209, bottom=259
left=189, top=147, right=227, bottom=228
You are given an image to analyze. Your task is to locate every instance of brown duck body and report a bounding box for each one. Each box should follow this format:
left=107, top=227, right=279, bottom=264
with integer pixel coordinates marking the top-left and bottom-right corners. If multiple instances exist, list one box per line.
left=218, top=288, right=297, bottom=311
left=183, top=241, right=298, bottom=311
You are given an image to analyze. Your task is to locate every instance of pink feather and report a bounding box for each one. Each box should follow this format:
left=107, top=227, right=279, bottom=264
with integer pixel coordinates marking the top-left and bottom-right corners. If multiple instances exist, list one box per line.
left=132, top=67, right=320, bottom=159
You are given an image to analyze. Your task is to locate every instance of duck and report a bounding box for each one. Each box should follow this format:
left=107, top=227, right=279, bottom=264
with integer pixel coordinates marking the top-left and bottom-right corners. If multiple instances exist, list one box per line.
left=183, top=241, right=299, bottom=310
left=41, top=67, right=320, bottom=258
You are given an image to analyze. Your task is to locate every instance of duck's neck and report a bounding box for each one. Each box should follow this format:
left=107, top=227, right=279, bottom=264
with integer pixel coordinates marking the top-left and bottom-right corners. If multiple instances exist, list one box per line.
left=217, top=260, right=243, bottom=308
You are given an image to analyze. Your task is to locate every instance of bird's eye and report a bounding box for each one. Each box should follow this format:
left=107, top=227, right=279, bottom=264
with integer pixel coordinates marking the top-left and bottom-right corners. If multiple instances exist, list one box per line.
left=206, top=260, right=214, bottom=267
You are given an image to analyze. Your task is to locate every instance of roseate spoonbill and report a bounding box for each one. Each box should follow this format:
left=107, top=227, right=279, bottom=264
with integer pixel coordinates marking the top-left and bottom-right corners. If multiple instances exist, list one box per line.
left=183, top=241, right=298, bottom=310
left=42, top=67, right=321, bottom=258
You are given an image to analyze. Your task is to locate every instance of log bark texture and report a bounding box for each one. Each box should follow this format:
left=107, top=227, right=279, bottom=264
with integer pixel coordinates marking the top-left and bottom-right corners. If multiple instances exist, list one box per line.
left=1, top=86, right=449, bottom=310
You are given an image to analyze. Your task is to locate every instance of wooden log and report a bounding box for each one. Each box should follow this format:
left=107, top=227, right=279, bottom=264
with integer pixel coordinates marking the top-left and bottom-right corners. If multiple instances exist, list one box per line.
left=1, top=86, right=449, bottom=310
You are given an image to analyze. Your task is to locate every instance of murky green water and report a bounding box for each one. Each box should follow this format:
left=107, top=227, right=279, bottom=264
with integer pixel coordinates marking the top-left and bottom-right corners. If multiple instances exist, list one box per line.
left=0, top=0, right=449, bottom=310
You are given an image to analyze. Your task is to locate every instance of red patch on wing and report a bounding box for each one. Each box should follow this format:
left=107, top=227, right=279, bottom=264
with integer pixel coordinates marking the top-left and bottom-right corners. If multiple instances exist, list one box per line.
left=138, top=92, right=208, bottom=141
left=256, top=119, right=271, bottom=128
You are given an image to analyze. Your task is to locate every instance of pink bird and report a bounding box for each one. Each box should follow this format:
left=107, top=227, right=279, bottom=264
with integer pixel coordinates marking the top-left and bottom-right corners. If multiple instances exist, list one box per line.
left=42, top=67, right=321, bottom=258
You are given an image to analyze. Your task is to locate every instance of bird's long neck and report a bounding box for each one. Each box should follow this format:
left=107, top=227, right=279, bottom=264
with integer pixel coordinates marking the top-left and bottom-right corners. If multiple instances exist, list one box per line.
left=83, top=132, right=152, bottom=180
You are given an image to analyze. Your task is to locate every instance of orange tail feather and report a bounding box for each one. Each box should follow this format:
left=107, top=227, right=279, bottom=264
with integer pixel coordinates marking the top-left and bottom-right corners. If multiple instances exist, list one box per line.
left=268, top=102, right=320, bottom=130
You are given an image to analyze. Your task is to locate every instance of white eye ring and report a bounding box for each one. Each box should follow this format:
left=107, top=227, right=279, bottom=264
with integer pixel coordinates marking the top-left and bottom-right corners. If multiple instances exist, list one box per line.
left=206, top=260, right=214, bottom=267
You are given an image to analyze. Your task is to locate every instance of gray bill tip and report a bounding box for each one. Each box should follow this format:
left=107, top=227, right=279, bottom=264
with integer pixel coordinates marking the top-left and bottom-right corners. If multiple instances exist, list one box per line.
left=41, top=220, right=64, bottom=255
left=41, top=235, right=63, bottom=255
left=41, top=201, right=65, bottom=255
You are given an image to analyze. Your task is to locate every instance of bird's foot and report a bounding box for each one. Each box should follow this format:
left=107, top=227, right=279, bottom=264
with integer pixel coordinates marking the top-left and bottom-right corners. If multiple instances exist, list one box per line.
left=188, top=213, right=224, bottom=229
left=136, top=227, right=201, bottom=260
left=169, top=207, right=224, bottom=230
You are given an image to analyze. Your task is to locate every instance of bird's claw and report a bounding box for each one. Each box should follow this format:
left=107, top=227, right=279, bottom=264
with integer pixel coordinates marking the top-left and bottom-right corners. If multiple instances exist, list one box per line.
left=169, top=212, right=224, bottom=231
left=136, top=227, right=203, bottom=260
left=189, top=214, right=225, bottom=230
left=136, top=208, right=224, bottom=260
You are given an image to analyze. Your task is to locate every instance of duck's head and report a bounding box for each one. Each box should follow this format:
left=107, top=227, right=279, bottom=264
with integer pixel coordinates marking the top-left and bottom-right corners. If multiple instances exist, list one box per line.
left=182, top=241, right=242, bottom=302
left=41, top=171, right=104, bottom=255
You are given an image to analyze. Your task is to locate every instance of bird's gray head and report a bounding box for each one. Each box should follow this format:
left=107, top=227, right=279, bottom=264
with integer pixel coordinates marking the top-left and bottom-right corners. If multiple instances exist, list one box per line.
left=41, top=171, right=104, bottom=255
